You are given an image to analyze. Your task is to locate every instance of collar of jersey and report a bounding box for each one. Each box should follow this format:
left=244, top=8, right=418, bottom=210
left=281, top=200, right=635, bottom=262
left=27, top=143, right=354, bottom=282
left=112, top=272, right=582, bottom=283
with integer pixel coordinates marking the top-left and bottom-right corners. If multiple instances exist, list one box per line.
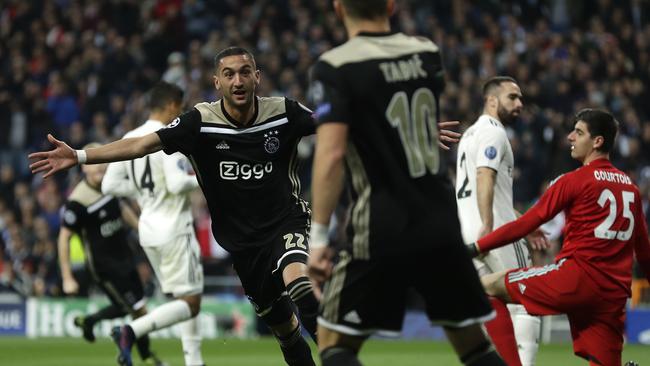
left=220, top=96, right=260, bottom=128
left=82, top=178, right=101, bottom=193
left=357, top=31, right=397, bottom=37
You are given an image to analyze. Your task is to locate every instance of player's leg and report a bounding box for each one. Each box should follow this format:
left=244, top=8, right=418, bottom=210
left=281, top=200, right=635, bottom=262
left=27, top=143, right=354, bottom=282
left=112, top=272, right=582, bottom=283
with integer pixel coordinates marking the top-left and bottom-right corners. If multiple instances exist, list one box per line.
left=262, top=297, right=316, bottom=366
left=508, top=304, right=540, bottom=366
left=282, top=262, right=319, bottom=341
left=75, top=303, right=126, bottom=342
left=444, top=325, right=506, bottom=366
left=568, top=311, right=624, bottom=366
left=318, top=326, right=365, bottom=366
left=481, top=270, right=512, bottom=301
left=122, top=237, right=205, bottom=366
left=474, top=260, right=522, bottom=365
left=318, top=251, right=407, bottom=366
left=484, top=297, right=522, bottom=366
left=177, top=293, right=203, bottom=366
left=277, top=223, right=319, bottom=341
left=129, top=306, right=165, bottom=365
left=100, top=268, right=163, bottom=366
left=475, top=270, right=521, bottom=365
left=232, top=246, right=315, bottom=366
left=416, top=242, right=505, bottom=366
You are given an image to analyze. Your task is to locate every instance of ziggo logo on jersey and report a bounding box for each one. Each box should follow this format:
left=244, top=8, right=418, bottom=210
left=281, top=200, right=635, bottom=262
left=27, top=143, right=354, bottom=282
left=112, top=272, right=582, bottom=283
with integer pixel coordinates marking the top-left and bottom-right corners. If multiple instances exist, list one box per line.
left=219, top=161, right=273, bottom=180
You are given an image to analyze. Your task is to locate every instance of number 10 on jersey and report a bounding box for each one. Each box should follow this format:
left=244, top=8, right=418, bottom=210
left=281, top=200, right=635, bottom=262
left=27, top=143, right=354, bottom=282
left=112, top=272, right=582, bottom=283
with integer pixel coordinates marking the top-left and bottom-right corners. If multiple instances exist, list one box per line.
left=385, top=87, right=440, bottom=178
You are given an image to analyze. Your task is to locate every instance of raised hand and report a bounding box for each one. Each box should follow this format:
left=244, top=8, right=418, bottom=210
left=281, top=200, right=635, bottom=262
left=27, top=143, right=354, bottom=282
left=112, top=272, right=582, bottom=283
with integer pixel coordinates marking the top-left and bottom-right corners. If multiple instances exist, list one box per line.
left=438, top=120, right=461, bottom=150
left=62, top=276, right=80, bottom=295
left=525, top=227, right=550, bottom=251
left=29, top=134, right=78, bottom=178
left=307, top=246, right=334, bottom=285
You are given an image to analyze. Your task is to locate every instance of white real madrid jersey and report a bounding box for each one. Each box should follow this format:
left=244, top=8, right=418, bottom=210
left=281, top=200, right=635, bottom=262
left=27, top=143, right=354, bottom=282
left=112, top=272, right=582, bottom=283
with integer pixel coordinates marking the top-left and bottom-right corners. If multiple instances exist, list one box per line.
left=102, top=120, right=199, bottom=247
left=455, top=114, right=517, bottom=244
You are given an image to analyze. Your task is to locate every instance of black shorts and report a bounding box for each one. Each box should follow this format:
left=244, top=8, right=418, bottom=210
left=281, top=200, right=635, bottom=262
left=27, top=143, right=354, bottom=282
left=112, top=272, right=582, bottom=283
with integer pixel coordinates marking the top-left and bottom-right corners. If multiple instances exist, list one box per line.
left=232, top=220, right=309, bottom=316
left=319, top=241, right=494, bottom=336
left=94, top=263, right=145, bottom=313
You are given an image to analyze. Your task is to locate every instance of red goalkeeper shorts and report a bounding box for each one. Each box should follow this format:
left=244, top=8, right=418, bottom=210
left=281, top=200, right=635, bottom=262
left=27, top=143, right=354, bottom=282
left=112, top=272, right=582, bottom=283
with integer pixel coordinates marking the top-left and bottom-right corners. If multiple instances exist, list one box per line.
left=504, top=258, right=626, bottom=366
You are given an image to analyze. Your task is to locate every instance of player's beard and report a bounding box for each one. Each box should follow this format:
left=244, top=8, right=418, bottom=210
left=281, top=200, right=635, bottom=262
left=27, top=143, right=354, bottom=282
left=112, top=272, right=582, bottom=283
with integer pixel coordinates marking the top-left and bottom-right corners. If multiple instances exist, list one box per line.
left=497, top=104, right=520, bottom=125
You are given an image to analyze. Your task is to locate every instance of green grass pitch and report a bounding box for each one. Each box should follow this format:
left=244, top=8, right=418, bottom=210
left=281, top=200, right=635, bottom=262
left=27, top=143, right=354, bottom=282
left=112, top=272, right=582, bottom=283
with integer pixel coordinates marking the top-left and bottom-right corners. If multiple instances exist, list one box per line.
left=0, top=337, right=646, bottom=365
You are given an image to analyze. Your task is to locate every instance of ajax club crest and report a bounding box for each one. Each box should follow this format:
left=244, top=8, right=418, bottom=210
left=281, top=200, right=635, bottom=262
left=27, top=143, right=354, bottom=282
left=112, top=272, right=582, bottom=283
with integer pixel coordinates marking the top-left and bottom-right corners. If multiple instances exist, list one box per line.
left=264, top=130, right=280, bottom=154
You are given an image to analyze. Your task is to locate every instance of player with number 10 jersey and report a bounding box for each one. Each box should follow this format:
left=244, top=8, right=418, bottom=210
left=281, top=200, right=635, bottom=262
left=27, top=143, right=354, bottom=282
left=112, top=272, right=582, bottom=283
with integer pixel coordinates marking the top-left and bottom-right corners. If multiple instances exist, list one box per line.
left=309, top=30, right=493, bottom=337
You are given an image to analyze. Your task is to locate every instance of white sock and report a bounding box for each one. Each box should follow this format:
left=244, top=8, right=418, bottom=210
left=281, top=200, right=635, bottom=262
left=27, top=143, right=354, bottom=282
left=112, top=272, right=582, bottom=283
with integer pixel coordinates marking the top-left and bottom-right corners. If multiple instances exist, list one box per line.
left=180, top=316, right=204, bottom=366
left=508, top=304, right=541, bottom=366
left=130, top=300, right=192, bottom=338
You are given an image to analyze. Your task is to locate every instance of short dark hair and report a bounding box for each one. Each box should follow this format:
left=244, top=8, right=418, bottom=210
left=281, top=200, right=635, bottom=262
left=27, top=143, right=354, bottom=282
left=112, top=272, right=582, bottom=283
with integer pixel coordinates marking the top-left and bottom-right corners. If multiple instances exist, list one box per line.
left=148, top=81, right=184, bottom=111
left=340, top=0, right=388, bottom=20
left=482, top=76, right=518, bottom=97
left=573, top=108, right=619, bottom=153
left=214, top=46, right=256, bottom=72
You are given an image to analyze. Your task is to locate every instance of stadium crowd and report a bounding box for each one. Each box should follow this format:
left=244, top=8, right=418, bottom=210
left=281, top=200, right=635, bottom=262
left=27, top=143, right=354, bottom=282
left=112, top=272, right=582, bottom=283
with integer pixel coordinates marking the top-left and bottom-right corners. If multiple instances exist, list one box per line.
left=0, top=0, right=649, bottom=299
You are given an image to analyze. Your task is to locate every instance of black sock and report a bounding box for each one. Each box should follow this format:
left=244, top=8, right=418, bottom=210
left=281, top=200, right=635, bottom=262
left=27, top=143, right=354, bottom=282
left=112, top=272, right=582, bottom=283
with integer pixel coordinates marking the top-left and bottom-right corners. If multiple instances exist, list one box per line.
left=286, top=277, right=318, bottom=342
left=135, top=335, right=152, bottom=360
left=460, top=341, right=506, bottom=366
left=276, top=325, right=315, bottom=366
left=320, top=346, right=362, bottom=366
left=86, top=305, right=126, bottom=325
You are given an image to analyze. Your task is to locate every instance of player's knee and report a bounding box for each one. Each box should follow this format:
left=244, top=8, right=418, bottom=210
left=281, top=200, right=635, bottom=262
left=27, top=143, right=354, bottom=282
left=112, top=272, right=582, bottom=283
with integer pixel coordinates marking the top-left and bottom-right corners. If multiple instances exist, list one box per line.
left=261, top=296, right=298, bottom=337
left=282, top=261, right=309, bottom=285
left=287, top=277, right=317, bottom=310
left=481, top=271, right=507, bottom=298
left=179, top=294, right=202, bottom=317
left=132, top=306, right=148, bottom=319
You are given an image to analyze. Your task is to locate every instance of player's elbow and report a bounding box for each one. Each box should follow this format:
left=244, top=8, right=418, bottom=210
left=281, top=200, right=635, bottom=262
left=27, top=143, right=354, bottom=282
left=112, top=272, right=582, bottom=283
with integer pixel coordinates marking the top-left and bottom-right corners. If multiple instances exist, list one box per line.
left=166, top=177, right=198, bottom=195
left=321, top=144, right=346, bottom=165
left=131, top=134, right=161, bottom=158
left=101, top=177, right=123, bottom=196
left=166, top=182, right=185, bottom=195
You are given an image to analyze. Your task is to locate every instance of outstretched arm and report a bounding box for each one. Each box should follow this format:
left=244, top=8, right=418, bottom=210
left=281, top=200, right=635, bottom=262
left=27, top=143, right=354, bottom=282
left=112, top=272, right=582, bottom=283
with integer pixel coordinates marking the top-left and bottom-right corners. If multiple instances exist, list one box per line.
left=474, top=208, right=547, bottom=254
left=29, top=133, right=163, bottom=178
left=468, top=174, right=574, bottom=256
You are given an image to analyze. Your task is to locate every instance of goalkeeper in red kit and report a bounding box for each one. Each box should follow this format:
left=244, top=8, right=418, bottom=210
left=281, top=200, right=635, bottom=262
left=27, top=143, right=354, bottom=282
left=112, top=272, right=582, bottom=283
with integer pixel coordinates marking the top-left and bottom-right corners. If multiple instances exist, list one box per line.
left=467, top=109, right=650, bottom=366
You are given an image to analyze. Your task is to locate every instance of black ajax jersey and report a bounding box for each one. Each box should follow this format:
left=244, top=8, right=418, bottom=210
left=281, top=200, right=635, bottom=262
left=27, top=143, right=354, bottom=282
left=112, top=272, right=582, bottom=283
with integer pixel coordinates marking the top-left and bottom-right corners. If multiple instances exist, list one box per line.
left=156, top=96, right=313, bottom=252
left=310, top=31, right=460, bottom=258
left=61, top=180, right=133, bottom=272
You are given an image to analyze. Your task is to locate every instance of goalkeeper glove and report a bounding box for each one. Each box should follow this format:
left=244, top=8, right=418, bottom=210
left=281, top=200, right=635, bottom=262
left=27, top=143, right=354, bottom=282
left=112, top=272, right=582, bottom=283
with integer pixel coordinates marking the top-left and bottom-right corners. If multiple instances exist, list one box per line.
left=466, top=242, right=480, bottom=258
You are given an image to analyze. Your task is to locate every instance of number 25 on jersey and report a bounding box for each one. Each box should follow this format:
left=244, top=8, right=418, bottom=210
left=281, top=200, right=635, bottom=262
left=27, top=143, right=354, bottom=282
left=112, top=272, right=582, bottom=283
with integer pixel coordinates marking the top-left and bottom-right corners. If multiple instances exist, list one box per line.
left=595, top=189, right=635, bottom=241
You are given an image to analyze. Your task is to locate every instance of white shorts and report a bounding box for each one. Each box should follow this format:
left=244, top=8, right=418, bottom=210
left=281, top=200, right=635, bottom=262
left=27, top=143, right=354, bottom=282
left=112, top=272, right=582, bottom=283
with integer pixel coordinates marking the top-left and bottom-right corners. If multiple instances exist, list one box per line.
left=143, top=233, right=204, bottom=297
left=474, top=239, right=531, bottom=277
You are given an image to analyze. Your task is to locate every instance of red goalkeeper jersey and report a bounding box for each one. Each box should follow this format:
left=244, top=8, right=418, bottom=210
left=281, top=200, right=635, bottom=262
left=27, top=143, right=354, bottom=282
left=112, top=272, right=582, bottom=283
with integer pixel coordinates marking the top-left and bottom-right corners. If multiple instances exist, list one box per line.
left=478, top=158, right=650, bottom=299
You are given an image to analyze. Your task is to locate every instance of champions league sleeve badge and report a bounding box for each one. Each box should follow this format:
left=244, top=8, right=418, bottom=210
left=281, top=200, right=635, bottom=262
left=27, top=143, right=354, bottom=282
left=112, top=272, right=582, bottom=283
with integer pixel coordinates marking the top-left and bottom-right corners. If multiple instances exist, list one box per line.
left=64, top=209, right=77, bottom=225
left=264, top=130, right=280, bottom=154
left=167, top=117, right=181, bottom=129
left=484, top=146, right=497, bottom=160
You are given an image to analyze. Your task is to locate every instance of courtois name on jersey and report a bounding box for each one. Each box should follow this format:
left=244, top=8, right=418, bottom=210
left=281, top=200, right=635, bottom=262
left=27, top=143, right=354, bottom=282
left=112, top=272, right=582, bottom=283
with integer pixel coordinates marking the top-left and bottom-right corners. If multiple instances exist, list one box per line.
left=156, top=96, right=314, bottom=252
